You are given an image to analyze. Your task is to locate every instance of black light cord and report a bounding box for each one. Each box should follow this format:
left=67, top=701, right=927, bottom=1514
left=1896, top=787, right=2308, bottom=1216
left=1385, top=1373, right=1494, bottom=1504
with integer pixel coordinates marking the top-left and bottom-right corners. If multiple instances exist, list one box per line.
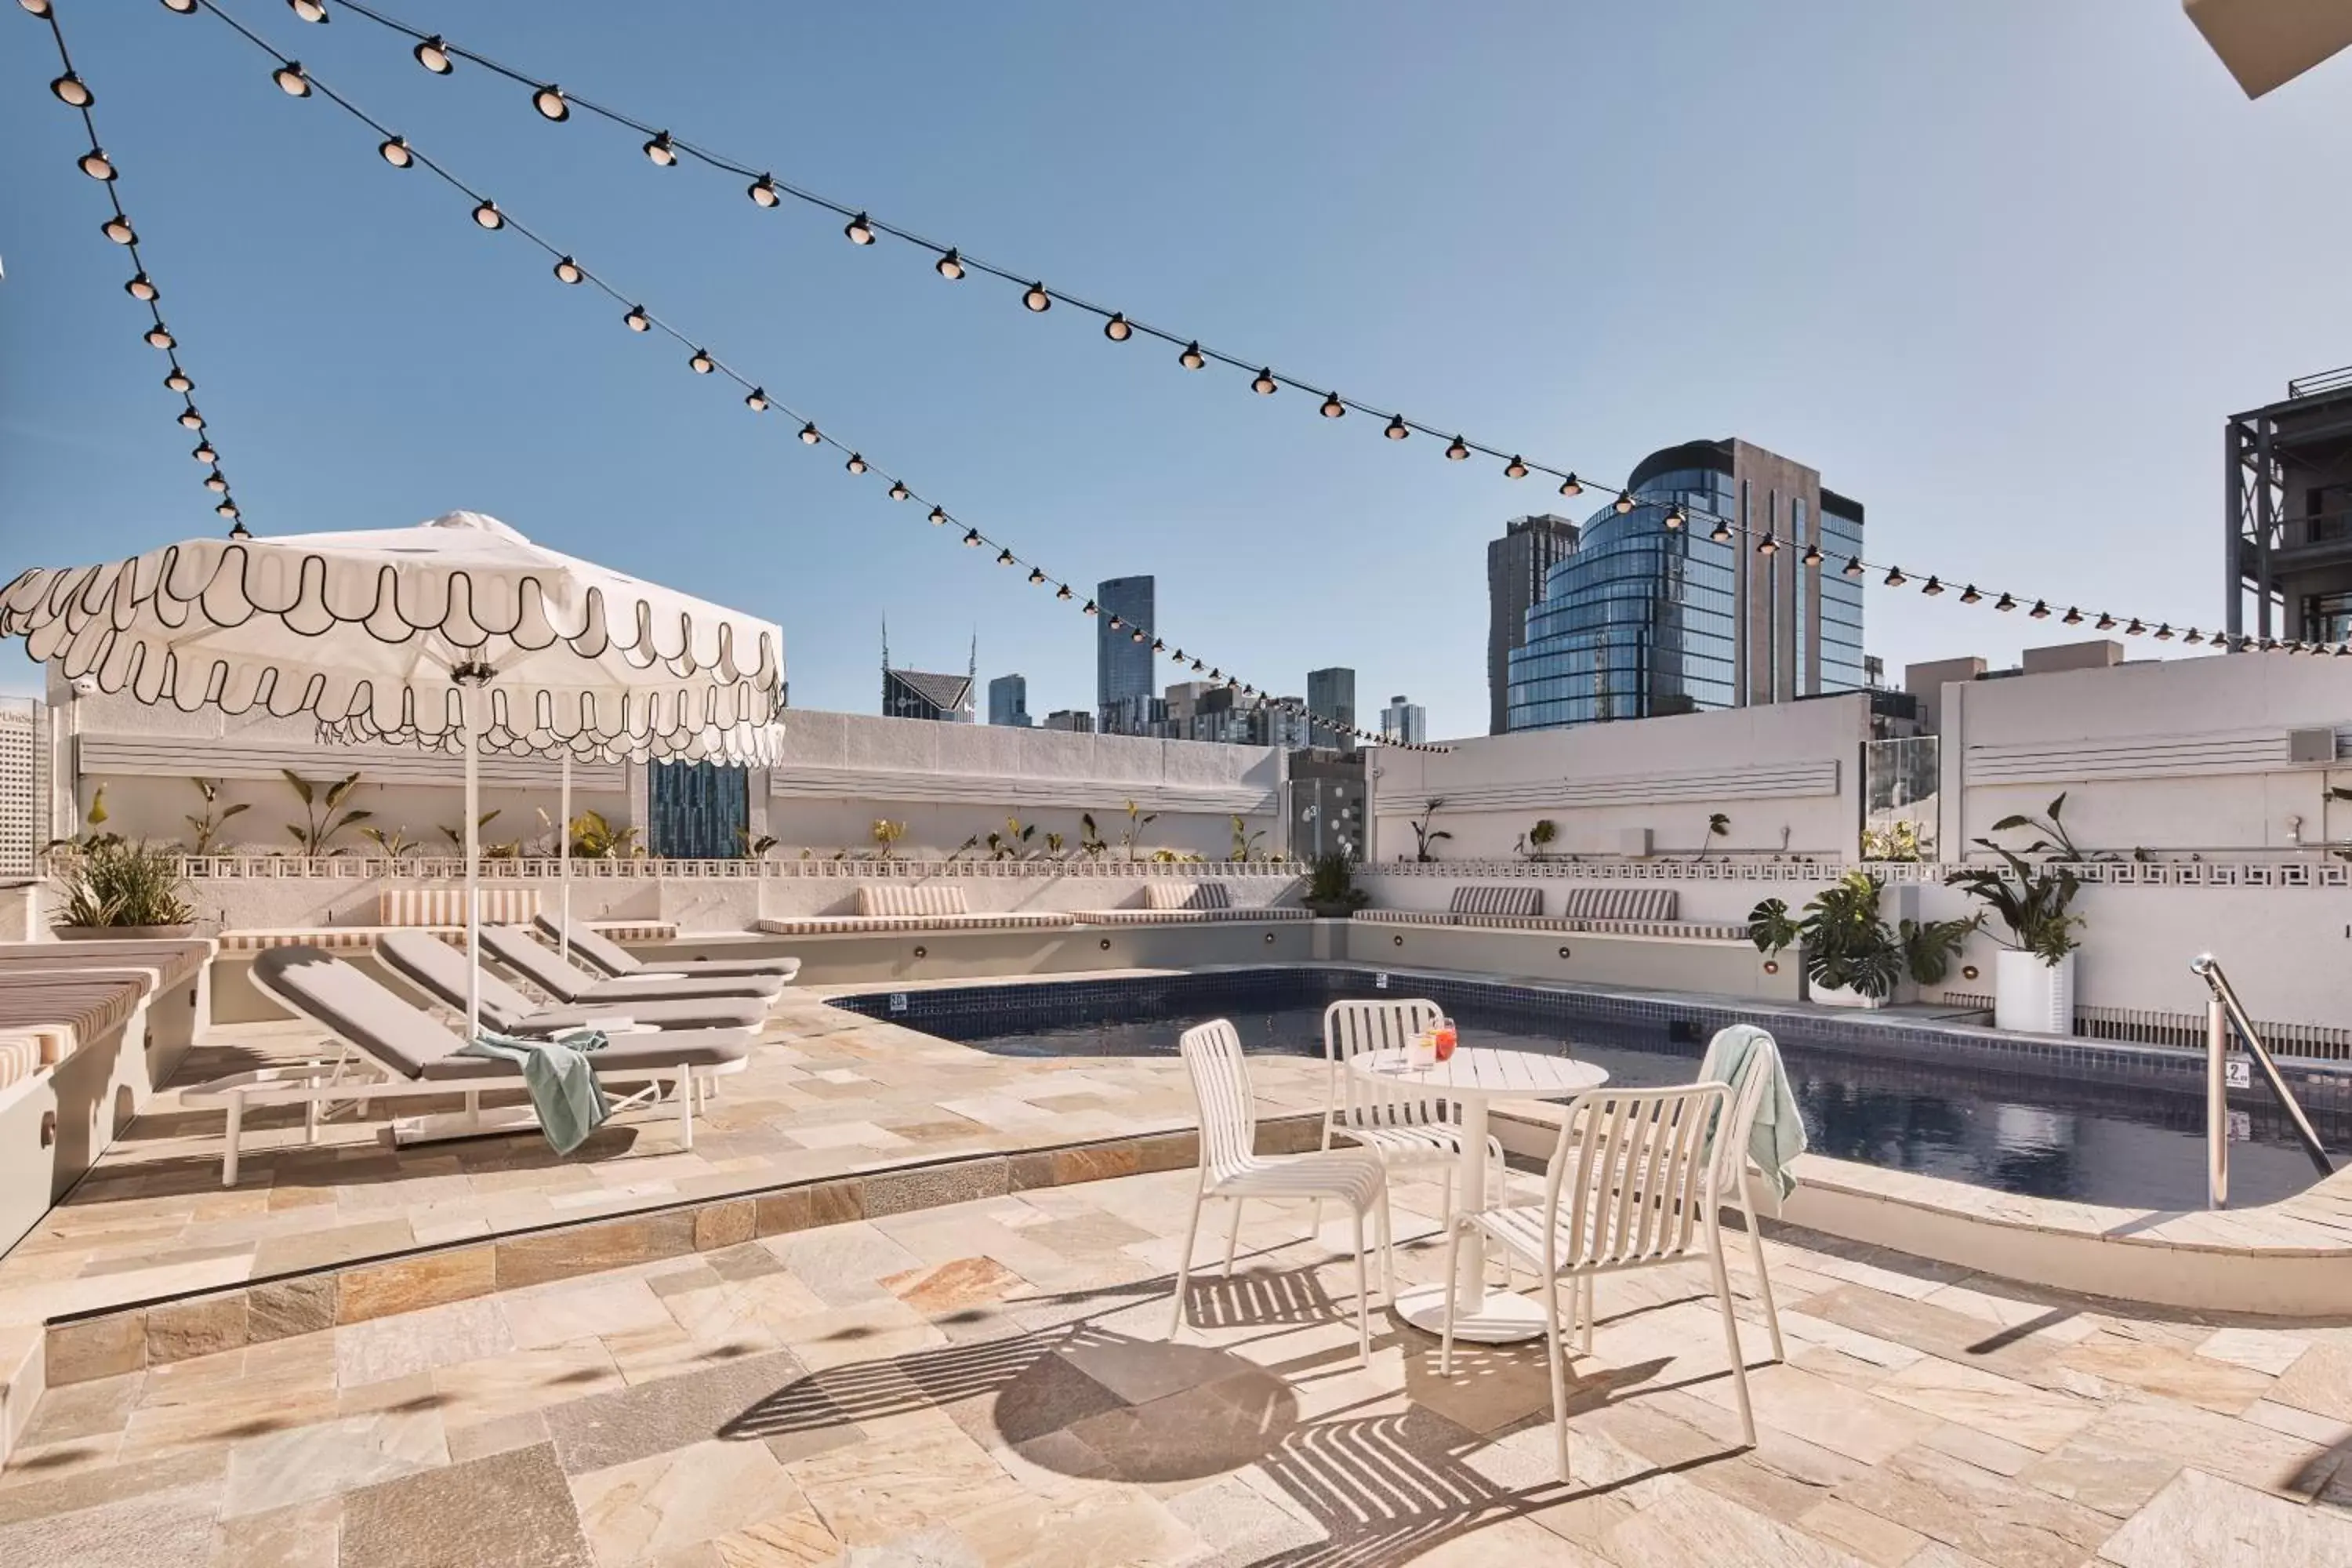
left=183, top=0, right=1446, bottom=746
left=25, top=0, right=244, bottom=533
left=250, top=0, right=2306, bottom=655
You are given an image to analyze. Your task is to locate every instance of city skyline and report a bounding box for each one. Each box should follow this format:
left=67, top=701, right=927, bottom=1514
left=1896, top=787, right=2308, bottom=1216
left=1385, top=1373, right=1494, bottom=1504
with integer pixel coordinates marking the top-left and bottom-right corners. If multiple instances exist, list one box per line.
left=5, top=5, right=2344, bottom=735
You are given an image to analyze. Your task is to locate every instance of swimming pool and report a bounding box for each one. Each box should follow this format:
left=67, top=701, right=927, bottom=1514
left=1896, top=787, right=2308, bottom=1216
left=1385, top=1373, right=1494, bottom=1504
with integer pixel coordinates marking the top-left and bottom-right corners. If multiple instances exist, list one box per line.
left=833, top=967, right=2352, bottom=1211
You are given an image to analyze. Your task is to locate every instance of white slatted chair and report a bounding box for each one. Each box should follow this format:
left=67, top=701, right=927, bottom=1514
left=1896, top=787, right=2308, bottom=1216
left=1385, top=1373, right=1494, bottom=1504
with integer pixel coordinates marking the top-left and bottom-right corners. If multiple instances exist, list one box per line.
left=1318, top=1000, right=1512, bottom=1282
left=1441, top=1082, right=1758, bottom=1482
left=1702, top=1029, right=1791, bottom=1363
left=1170, top=1019, right=1392, bottom=1364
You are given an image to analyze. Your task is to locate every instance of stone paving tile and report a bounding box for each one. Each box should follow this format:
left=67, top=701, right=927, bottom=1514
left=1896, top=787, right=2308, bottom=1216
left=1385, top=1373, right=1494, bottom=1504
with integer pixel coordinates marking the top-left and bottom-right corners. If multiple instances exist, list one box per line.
left=5, top=1165, right=2352, bottom=1564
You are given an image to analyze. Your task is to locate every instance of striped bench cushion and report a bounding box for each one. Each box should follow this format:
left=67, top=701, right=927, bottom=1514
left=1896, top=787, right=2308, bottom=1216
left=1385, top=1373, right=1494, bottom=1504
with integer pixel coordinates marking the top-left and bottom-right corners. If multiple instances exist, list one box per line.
left=1354, top=909, right=1457, bottom=927
left=1076, top=906, right=1311, bottom=925
left=379, top=888, right=542, bottom=926
left=1558, top=887, right=1679, bottom=922
left=1449, top=885, right=1543, bottom=920
left=1145, top=881, right=1232, bottom=912
left=857, top=884, right=969, bottom=918
left=757, top=911, right=1074, bottom=935
left=220, top=920, right=677, bottom=954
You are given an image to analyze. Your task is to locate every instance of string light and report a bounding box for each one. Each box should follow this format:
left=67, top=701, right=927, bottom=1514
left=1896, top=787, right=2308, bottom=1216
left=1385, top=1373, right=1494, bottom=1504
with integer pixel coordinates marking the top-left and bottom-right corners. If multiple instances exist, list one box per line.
left=2183, top=628, right=2204, bottom=645
left=144, top=323, right=175, bottom=349
left=1613, top=492, right=1635, bottom=514
left=2062, top=606, right=2082, bottom=625
left=163, top=0, right=198, bottom=11
left=1022, top=283, right=1051, bottom=313
left=165, top=368, right=193, bottom=393
left=289, top=0, right=328, bottom=19
left=963, top=529, right=983, bottom=547
left=2125, top=618, right=2146, bottom=636
left=1385, top=416, right=1408, bottom=441
left=1178, top=342, right=1205, bottom=370
left=624, top=303, right=651, bottom=332
left=203, top=468, right=228, bottom=493
left=1883, top=566, right=1906, bottom=588
left=1504, top=455, right=1528, bottom=479
left=20, top=0, right=51, bottom=16
left=191, top=439, right=216, bottom=463
left=379, top=135, right=412, bottom=167
left=102, top=214, right=136, bottom=244
left=50, top=71, right=91, bottom=107
left=1105, top=314, right=1132, bottom=342
left=748, top=173, right=779, bottom=207
left=178, top=406, right=203, bottom=429
left=552, top=255, right=583, bottom=284
left=887, top=480, right=909, bottom=501
left=1056, top=584, right=1073, bottom=600
left=471, top=198, right=503, bottom=229
left=1559, top=473, right=1581, bottom=498
left=1842, top=557, right=1864, bottom=577
left=1321, top=393, right=1345, bottom=419
left=1801, top=541, right=1823, bottom=567
left=1757, top=533, right=1780, bottom=557
left=843, top=452, right=866, bottom=474
left=124, top=272, right=156, bottom=301
left=1920, top=575, right=1940, bottom=595
left=1253, top=369, right=1278, bottom=396
left=2154, top=622, right=2174, bottom=640
left=742, top=387, right=767, bottom=412
left=1708, top=517, right=1731, bottom=544
left=1108, top=616, right=1123, bottom=631
left=844, top=211, right=873, bottom=245
left=1083, top=601, right=1098, bottom=615
left=643, top=131, right=676, bottom=166
left=531, top=84, right=568, bottom=121
left=1663, top=506, right=1684, bottom=532
left=1959, top=585, right=1982, bottom=604
left=2096, top=612, right=2117, bottom=630
left=935, top=249, right=964, bottom=280
left=1028, top=567, right=1047, bottom=585
left=1994, top=593, right=2018, bottom=612
left=78, top=147, right=114, bottom=180
left=797, top=421, right=820, bottom=444
left=2029, top=600, right=2050, bottom=619
left=996, top=548, right=1016, bottom=566
left=1445, top=436, right=1469, bottom=461
left=412, top=33, right=451, bottom=71
left=272, top=61, right=311, bottom=96
left=928, top=506, right=947, bottom=524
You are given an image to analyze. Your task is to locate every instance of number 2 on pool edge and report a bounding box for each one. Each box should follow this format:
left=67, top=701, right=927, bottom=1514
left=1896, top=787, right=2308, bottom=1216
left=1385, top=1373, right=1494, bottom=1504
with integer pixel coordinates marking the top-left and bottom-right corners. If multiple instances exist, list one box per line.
left=1374, top=973, right=1388, bottom=989
left=2224, top=1058, right=2250, bottom=1091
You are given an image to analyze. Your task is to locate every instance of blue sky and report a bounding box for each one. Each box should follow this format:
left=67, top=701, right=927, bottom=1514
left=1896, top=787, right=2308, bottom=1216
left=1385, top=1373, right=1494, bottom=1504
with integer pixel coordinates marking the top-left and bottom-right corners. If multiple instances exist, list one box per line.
left=3, top=2, right=2347, bottom=732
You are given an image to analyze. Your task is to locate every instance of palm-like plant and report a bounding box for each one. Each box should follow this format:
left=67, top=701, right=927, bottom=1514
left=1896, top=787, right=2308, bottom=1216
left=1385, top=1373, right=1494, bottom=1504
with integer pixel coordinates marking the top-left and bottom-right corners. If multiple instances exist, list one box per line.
left=183, top=778, right=249, bottom=856
left=871, top=819, right=907, bottom=861
left=1116, top=799, right=1157, bottom=862
left=571, top=810, right=641, bottom=859
left=985, top=816, right=1036, bottom=862
left=1409, top=797, right=1451, bottom=862
left=1229, top=815, right=1266, bottom=862
left=55, top=837, right=194, bottom=929
left=358, top=824, right=423, bottom=862
left=1749, top=872, right=1975, bottom=1000
left=284, top=770, right=370, bottom=855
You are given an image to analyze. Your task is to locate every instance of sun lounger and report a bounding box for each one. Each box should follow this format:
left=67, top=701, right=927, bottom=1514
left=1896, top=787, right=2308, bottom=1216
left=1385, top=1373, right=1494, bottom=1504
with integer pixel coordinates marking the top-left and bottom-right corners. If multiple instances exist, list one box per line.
left=477, top=925, right=785, bottom=1004
left=535, top=913, right=800, bottom=984
left=180, top=946, right=750, bottom=1184
left=376, top=931, right=771, bottom=1035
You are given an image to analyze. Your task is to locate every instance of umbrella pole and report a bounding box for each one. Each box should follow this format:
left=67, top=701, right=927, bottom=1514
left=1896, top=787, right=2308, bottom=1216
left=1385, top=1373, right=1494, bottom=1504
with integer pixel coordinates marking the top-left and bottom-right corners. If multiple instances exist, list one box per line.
left=463, top=691, right=481, bottom=1040
left=558, top=751, right=572, bottom=966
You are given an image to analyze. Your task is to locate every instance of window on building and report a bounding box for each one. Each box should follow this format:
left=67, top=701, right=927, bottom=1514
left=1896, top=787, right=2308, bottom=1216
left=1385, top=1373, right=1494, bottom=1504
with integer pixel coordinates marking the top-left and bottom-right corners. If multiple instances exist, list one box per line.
left=2307, top=590, right=2352, bottom=644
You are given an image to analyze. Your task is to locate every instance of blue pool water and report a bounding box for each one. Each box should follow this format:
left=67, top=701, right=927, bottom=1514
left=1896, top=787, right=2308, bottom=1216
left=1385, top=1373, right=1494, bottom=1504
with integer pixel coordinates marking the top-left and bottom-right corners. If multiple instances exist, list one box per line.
left=833, top=967, right=2350, bottom=1212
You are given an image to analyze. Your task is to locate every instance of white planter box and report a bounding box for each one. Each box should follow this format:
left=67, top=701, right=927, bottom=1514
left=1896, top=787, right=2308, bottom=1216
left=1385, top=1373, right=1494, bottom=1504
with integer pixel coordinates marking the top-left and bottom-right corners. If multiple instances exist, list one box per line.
left=1994, top=949, right=2075, bottom=1035
left=1809, top=981, right=1885, bottom=1010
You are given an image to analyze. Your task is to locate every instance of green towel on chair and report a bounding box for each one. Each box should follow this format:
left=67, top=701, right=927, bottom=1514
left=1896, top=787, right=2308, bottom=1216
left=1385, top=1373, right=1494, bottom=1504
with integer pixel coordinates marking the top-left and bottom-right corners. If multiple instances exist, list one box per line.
left=1698, top=1023, right=1807, bottom=1200
left=456, top=1028, right=612, bottom=1156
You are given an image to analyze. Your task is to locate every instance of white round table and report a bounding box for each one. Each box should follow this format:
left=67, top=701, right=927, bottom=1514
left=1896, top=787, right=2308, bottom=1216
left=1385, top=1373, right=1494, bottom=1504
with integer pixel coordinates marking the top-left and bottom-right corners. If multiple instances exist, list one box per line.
left=1348, top=1044, right=1607, bottom=1343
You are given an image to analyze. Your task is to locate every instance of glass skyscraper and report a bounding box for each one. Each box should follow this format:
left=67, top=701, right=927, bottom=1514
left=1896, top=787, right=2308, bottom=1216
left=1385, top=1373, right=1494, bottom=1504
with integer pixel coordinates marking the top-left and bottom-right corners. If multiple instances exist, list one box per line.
left=1094, top=575, right=1158, bottom=735
left=1506, top=439, right=1864, bottom=731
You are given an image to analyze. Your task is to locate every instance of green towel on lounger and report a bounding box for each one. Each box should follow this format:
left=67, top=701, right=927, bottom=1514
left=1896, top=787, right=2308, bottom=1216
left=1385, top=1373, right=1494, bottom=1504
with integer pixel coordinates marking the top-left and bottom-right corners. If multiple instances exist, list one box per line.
left=1698, top=1023, right=1807, bottom=1200
left=456, top=1028, right=612, bottom=1156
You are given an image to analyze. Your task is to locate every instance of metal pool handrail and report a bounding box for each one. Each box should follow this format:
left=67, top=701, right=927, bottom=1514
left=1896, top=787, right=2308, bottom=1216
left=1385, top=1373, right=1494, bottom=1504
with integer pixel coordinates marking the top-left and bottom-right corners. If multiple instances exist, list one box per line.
left=2191, top=953, right=2335, bottom=1209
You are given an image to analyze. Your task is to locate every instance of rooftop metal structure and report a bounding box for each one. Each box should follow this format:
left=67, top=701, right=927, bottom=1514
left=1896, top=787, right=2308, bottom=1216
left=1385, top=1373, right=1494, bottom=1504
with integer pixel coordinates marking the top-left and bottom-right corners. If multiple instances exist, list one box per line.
left=2226, top=367, right=2352, bottom=642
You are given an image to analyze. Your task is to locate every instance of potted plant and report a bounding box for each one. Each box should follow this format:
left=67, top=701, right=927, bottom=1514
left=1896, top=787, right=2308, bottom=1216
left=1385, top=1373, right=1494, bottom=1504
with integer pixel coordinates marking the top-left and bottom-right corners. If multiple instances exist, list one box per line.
left=1750, top=873, right=1978, bottom=1009
left=53, top=835, right=198, bottom=939
left=1948, top=800, right=2085, bottom=1034
left=1303, top=851, right=1372, bottom=918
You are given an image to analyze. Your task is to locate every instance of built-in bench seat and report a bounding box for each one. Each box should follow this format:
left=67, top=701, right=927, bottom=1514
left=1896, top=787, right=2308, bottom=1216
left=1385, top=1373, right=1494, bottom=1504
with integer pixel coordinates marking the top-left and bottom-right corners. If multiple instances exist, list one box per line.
left=0, top=939, right=213, bottom=1102
left=1073, top=880, right=1310, bottom=925
left=1359, top=884, right=1745, bottom=941
left=219, top=919, right=677, bottom=954
left=759, top=883, right=1074, bottom=936
left=380, top=887, right=541, bottom=926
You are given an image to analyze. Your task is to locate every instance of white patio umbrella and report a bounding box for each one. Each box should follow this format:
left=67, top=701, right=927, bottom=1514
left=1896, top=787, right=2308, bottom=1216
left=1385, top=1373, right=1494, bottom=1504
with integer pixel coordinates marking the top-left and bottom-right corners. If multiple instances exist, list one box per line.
left=2, top=510, right=786, bottom=1035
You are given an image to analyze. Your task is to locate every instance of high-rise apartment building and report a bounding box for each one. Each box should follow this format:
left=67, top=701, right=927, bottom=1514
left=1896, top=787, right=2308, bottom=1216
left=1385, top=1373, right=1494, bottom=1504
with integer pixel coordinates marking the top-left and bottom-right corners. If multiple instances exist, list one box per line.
left=2228, top=366, right=2352, bottom=644
left=1486, top=514, right=1581, bottom=735
left=1095, top=575, right=1157, bottom=735
left=1380, top=695, right=1427, bottom=746
left=986, top=674, right=1030, bottom=728
left=1306, top=666, right=1356, bottom=752
left=1040, top=709, right=1094, bottom=733
left=1507, top=438, right=1864, bottom=731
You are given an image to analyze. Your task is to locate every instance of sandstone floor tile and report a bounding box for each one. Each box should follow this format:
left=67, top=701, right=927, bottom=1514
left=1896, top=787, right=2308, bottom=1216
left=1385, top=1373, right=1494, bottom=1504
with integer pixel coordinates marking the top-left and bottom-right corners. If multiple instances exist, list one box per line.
left=501, top=1277, right=675, bottom=1351
left=2197, top=1327, right=2311, bottom=1377
left=19, top=1370, right=145, bottom=1446
left=2053, top=1334, right=2272, bottom=1416
left=771, top=1224, right=924, bottom=1307
left=220, top=1406, right=447, bottom=1518
left=1833, top=1445, right=2116, bottom=1568
left=429, top=1338, right=622, bottom=1429
left=339, top=1441, right=592, bottom=1568
left=1871, top=1356, right=2104, bottom=1453
left=947, top=1479, right=1206, bottom=1567
left=571, top=1438, right=801, bottom=1566
left=879, top=1255, right=1028, bottom=1316
left=205, top=1496, right=339, bottom=1568
left=0, top=1445, right=227, bottom=1527
left=1603, top=1474, right=1874, bottom=1568
left=0, top=1481, right=222, bottom=1568
left=785, top=1423, right=1025, bottom=1546
left=2019, top=1394, right=2334, bottom=1516
left=333, top=1296, right=516, bottom=1388
left=708, top=1501, right=842, bottom=1567
left=2270, top=1342, right=2352, bottom=1424
left=2094, top=1464, right=2352, bottom=1566
left=545, top=1348, right=809, bottom=1475
left=1693, top=1362, right=1939, bottom=1466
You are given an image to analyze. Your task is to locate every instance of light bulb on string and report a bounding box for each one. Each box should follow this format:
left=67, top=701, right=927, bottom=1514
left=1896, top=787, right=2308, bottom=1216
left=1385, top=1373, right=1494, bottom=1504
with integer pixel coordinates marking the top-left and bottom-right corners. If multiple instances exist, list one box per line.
left=748, top=173, right=779, bottom=207
left=50, top=73, right=92, bottom=107
left=1322, top=393, right=1345, bottom=419
left=1801, top=542, right=1824, bottom=567
left=844, top=452, right=866, bottom=474
left=1131, top=629, right=1146, bottom=644
left=1842, top=557, right=1864, bottom=577
left=623, top=304, right=650, bottom=332
left=1152, top=639, right=1165, bottom=652
left=1023, top=283, right=1051, bottom=312
left=887, top=481, right=909, bottom=501
left=1108, top=616, right=1124, bottom=630
left=1443, top=435, right=1468, bottom=460
left=21, top=0, right=53, bottom=16
left=1055, top=584, right=1073, bottom=600
left=1994, top=593, right=2018, bottom=612
left=1253, top=369, right=1279, bottom=396
left=1192, top=659, right=1205, bottom=672
left=379, top=136, right=412, bottom=168
left=165, top=368, right=193, bottom=393
left=2029, top=600, right=2051, bottom=619
left=273, top=62, right=311, bottom=97
left=160, top=0, right=195, bottom=10
left=143, top=324, right=174, bottom=350
left=1028, top=568, right=1047, bottom=585
left=1959, top=585, right=1982, bottom=604
left=797, top=423, right=821, bottom=445
left=532, top=85, right=568, bottom=120
left=472, top=200, right=503, bottom=230
left=688, top=347, right=714, bottom=374
left=2059, top=607, right=2081, bottom=626
left=413, top=34, right=452, bottom=72
left=1663, top=507, right=1685, bottom=532
left=1504, top=456, right=1529, bottom=479
left=1178, top=342, right=1205, bottom=370
left=742, top=387, right=767, bottom=412
left=1758, top=533, right=1780, bottom=557
left=2154, top=622, right=2173, bottom=640
left=1920, top=575, right=1940, bottom=594
left=289, top=0, right=328, bottom=20
left=1083, top=601, right=1098, bottom=616
left=2125, top=618, right=2146, bottom=635
left=643, top=131, right=676, bottom=165
left=2183, top=628, right=2204, bottom=645
left=963, top=530, right=983, bottom=547
left=191, top=440, right=216, bottom=464
left=1883, top=566, right=1906, bottom=588
left=78, top=147, right=115, bottom=181
left=1559, top=473, right=1582, bottom=498
left=1105, top=314, right=1133, bottom=342
left=935, top=249, right=963, bottom=280
left=125, top=272, right=157, bottom=301
left=1613, top=491, right=1635, bottom=514
left=102, top=216, right=135, bottom=245
left=928, top=506, right=946, bottom=525
left=220, top=506, right=243, bottom=527
left=1711, top=519, right=1736, bottom=546
left=844, top=212, right=873, bottom=245
left=2096, top=612, right=2117, bottom=630
left=552, top=256, right=583, bottom=285
left=203, top=468, right=228, bottom=493
left=1385, top=416, right=1409, bottom=440
left=177, top=406, right=203, bottom=430
left=997, top=549, right=1016, bottom=567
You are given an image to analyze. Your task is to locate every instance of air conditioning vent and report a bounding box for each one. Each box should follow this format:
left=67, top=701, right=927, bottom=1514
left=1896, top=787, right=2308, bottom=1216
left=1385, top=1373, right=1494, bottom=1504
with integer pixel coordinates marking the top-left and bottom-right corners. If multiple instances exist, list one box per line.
left=2286, top=728, right=2339, bottom=765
